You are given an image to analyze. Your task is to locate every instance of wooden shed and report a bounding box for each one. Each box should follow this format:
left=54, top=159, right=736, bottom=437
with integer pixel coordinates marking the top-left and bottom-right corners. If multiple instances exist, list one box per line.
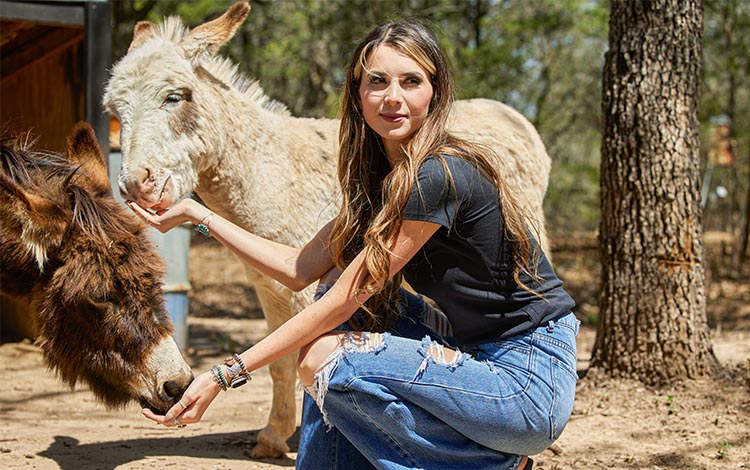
left=1, top=0, right=111, bottom=339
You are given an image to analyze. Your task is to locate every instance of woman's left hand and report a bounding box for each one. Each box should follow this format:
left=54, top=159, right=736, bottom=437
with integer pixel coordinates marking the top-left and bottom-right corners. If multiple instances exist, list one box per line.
left=127, top=198, right=204, bottom=234
left=142, top=370, right=221, bottom=427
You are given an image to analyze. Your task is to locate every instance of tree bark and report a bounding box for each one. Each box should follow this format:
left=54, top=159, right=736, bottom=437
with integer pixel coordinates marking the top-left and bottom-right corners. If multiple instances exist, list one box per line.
left=592, top=0, right=717, bottom=385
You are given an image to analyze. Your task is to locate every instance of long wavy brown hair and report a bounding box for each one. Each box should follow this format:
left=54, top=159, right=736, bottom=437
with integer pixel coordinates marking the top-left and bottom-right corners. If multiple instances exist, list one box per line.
left=329, top=20, right=539, bottom=330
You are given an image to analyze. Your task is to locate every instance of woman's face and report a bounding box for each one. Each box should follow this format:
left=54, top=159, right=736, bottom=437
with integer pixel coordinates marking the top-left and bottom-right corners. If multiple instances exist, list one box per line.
left=358, top=45, right=434, bottom=163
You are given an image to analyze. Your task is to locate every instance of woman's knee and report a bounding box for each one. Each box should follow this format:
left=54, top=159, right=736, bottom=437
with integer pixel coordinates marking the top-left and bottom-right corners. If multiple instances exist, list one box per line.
left=298, top=333, right=345, bottom=387
left=297, top=331, right=390, bottom=387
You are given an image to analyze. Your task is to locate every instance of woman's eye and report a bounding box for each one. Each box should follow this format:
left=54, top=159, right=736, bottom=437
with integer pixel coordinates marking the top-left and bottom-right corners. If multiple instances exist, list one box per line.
left=404, top=76, right=422, bottom=86
left=369, top=75, right=385, bottom=84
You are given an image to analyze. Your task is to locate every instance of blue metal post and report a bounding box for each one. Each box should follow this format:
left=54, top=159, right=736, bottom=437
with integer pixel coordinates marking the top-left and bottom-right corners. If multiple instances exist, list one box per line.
left=107, top=152, right=191, bottom=351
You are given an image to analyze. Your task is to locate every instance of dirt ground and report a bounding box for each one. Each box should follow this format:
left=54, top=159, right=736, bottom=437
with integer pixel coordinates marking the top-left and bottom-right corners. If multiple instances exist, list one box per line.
left=1, top=232, right=748, bottom=470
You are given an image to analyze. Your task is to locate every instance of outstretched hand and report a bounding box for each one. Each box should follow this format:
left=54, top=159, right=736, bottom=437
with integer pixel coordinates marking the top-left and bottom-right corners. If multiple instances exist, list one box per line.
left=142, top=371, right=221, bottom=428
left=127, top=199, right=203, bottom=233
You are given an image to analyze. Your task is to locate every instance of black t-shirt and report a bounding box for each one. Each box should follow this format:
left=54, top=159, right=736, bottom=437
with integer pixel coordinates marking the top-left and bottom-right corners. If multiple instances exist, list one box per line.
left=401, top=155, right=575, bottom=346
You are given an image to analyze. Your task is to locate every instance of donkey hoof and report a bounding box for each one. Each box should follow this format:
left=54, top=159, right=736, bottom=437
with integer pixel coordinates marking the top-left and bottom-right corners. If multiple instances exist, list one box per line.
left=248, top=441, right=288, bottom=459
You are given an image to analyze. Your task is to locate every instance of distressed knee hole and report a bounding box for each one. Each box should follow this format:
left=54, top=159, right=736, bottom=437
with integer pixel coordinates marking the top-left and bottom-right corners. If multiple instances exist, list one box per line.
left=349, top=331, right=385, bottom=351
left=298, top=334, right=341, bottom=387
left=303, top=331, right=390, bottom=427
left=426, top=343, right=457, bottom=364
left=414, top=336, right=465, bottom=380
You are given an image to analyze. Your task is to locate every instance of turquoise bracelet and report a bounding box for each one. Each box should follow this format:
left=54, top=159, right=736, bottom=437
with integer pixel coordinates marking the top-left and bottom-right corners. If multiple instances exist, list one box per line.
left=211, top=364, right=229, bottom=391
left=194, top=212, right=214, bottom=236
left=194, top=223, right=210, bottom=236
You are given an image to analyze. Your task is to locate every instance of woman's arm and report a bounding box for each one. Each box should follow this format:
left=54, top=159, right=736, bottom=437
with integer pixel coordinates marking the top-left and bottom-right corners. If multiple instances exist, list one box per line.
left=239, top=219, right=440, bottom=370
left=144, top=219, right=441, bottom=426
left=128, top=198, right=335, bottom=291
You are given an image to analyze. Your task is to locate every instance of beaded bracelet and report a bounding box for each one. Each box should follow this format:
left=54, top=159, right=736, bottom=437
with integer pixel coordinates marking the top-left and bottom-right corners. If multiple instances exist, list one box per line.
left=194, top=212, right=214, bottom=236
left=233, top=354, right=252, bottom=382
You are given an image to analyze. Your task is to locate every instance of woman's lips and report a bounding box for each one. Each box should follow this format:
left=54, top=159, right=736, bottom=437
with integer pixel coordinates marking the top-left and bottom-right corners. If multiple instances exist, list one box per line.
left=381, top=113, right=406, bottom=123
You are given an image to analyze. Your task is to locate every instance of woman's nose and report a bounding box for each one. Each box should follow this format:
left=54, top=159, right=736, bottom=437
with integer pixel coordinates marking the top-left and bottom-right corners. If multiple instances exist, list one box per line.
left=383, top=83, right=402, bottom=104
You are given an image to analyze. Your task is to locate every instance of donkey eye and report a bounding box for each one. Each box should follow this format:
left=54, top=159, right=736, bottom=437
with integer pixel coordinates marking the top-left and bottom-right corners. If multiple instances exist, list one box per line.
left=87, top=286, right=115, bottom=304
left=162, top=93, right=183, bottom=107
left=88, top=294, right=110, bottom=306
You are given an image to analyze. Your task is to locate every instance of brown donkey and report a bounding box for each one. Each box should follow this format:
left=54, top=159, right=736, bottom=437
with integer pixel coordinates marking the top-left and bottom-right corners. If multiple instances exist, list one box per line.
left=0, top=122, right=193, bottom=413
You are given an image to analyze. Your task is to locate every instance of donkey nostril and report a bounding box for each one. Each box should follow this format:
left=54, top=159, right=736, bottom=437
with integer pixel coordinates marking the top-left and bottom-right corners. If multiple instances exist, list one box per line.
left=119, top=167, right=150, bottom=200
left=163, top=380, right=183, bottom=400
left=163, top=372, right=194, bottom=401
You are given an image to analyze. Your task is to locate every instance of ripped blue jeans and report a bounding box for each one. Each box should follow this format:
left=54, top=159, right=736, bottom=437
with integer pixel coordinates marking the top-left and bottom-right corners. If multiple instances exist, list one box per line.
left=297, top=286, right=579, bottom=470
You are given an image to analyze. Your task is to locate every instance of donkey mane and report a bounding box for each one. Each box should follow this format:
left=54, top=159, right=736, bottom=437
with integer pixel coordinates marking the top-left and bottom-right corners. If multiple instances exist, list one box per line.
left=1, top=135, right=72, bottom=185
left=1, top=135, right=137, bottom=244
left=155, top=15, right=290, bottom=115
left=68, top=185, right=137, bottom=242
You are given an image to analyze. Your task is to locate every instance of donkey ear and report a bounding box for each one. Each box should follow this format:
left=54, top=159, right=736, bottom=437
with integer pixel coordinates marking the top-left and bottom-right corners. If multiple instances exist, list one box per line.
left=181, top=1, right=250, bottom=61
left=128, top=20, right=158, bottom=52
left=0, top=173, right=67, bottom=270
left=65, top=122, right=111, bottom=195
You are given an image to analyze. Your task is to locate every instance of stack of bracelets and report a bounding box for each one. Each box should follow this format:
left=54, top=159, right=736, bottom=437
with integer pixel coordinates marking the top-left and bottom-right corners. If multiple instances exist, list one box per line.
left=211, top=353, right=252, bottom=390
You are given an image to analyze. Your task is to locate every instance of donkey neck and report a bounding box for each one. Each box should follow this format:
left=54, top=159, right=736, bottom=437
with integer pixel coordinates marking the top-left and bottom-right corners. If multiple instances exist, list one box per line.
left=193, top=89, right=339, bottom=242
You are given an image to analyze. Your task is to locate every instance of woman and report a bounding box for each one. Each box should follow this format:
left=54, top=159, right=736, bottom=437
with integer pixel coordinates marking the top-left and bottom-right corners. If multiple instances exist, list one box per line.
left=133, top=19, right=578, bottom=470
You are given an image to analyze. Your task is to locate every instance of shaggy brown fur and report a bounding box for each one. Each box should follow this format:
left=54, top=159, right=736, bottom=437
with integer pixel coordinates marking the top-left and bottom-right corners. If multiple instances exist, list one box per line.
left=0, top=122, right=191, bottom=411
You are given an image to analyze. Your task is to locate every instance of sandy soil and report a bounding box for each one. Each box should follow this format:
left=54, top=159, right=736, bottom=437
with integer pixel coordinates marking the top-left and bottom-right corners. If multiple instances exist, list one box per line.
left=1, top=233, right=748, bottom=470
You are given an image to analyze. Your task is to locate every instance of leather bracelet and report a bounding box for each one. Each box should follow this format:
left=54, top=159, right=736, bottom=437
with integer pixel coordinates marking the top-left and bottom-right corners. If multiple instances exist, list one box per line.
left=223, top=355, right=251, bottom=389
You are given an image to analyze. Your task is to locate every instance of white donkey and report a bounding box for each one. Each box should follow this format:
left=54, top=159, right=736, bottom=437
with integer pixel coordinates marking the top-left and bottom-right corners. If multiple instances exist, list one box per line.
left=104, top=1, right=552, bottom=459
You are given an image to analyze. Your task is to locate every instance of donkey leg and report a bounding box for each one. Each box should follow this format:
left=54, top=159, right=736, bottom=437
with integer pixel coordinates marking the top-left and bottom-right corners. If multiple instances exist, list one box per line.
left=251, top=352, right=298, bottom=458
left=248, top=281, right=298, bottom=458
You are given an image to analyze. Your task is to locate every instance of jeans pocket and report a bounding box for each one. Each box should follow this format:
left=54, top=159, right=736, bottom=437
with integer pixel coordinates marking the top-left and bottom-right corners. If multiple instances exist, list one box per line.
left=533, top=334, right=578, bottom=382
left=471, top=338, right=535, bottom=400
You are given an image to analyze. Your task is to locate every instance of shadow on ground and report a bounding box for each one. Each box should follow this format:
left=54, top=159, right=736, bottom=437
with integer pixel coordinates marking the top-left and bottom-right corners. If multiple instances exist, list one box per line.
left=38, top=428, right=300, bottom=470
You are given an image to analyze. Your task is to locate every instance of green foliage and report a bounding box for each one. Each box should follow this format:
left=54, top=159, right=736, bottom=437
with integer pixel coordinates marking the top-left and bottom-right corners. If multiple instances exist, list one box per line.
left=701, top=0, right=750, bottom=244
left=546, top=162, right=600, bottom=230
left=716, top=439, right=732, bottom=459
left=110, top=0, right=749, bottom=239
left=654, top=394, right=678, bottom=415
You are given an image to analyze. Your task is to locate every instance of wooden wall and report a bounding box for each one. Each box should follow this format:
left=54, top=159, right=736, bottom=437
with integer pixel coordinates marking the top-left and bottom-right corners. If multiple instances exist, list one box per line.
left=1, top=20, right=85, bottom=151
left=1, top=20, right=85, bottom=339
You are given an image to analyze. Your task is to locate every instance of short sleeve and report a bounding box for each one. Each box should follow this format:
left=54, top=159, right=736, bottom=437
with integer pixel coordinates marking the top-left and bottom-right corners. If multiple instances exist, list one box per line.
left=402, top=157, right=457, bottom=228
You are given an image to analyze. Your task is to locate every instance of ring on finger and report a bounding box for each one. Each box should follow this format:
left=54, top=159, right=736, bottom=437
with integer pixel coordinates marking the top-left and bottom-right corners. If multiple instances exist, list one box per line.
left=173, top=418, right=185, bottom=428
left=178, top=399, right=187, bottom=409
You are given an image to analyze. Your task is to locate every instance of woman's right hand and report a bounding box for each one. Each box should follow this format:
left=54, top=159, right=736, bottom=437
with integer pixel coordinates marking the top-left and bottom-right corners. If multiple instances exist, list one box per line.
left=128, top=198, right=208, bottom=233
left=142, top=369, right=222, bottom=427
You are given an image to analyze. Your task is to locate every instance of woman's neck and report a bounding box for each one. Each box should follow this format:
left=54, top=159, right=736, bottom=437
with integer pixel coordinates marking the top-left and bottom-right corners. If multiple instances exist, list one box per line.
left=384, top=140, right=406, bottom=167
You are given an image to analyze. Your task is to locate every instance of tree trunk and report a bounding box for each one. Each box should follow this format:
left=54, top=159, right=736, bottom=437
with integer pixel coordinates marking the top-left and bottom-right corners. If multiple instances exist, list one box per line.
left=742, top=161, right=750, bottom=261
left=592, top=0, right=717, bottom=385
